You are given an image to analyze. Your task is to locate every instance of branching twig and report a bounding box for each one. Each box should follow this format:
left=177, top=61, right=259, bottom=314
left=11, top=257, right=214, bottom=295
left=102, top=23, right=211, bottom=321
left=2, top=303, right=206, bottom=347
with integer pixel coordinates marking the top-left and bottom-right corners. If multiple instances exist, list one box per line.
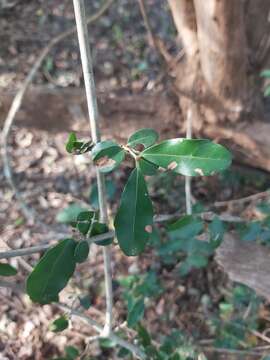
left=0, top=211, right=244, bottom=260
left=214, top=189, right=270, bottom=208
left=0, top=230, right=115, bottom=260
left=137, top=0, right=157, bottom=50
left=1, top=0, right=113, bottom=223
left=72, top=0, right=113, bottom=337
left=56, top=303, right=147, bottom=359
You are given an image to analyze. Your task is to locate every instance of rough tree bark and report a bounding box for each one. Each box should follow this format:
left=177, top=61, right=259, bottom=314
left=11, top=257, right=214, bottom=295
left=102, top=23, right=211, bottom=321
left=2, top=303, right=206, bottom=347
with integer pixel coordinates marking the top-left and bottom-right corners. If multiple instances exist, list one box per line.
left=168, top=0, right=270, bottom=172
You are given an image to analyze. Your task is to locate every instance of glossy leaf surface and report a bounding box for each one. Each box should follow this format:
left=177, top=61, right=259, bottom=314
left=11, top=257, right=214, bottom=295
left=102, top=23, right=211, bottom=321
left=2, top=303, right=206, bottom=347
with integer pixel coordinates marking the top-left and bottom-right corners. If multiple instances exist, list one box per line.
left=138, top=158, right=158, bottom=176
left=26, top=239, right=77, bottom=304
left=91, top=140, right=125, bottom=173
left=142, top=139, right=232, bottom=176
left=127, top=128, right=158, bottom=149
left=114, top=168, right=153, bottom=256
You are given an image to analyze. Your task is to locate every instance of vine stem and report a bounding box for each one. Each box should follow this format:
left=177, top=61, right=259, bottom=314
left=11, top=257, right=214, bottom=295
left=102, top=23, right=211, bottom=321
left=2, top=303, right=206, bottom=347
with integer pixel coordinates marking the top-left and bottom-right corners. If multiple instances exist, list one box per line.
left=72, top=0, right=113, bottom=337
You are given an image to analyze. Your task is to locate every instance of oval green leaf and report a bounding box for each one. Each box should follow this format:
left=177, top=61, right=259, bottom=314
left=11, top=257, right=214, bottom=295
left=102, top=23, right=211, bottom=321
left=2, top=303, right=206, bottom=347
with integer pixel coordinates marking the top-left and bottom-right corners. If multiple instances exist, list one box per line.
left=127, top=298, right=145, bottom=327
left=0, top=263, right=17, bottom=277
left=138, top=158, right=158, bottom=176
left=91, top=140, right=125, bottom=173
left=26, top=239, right=77, bottom=304
left=114, top=168, right=153, bottom=256
left=91, top=222, right=113, bottom=246
left=50, top=315, right=69, bottom=332
left=74, top=241, right=90, bottom=263
left=142, top=138, right=232, bottom=176
left=76, top=211, right=95, bottom=235
left=127, top=128, right=158, bottom=149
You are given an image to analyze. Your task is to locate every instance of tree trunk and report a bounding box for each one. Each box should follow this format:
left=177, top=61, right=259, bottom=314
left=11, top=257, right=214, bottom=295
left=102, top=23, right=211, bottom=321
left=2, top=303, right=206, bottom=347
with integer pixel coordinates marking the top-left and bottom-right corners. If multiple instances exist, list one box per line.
left=167, top=0, right=270, bottom=172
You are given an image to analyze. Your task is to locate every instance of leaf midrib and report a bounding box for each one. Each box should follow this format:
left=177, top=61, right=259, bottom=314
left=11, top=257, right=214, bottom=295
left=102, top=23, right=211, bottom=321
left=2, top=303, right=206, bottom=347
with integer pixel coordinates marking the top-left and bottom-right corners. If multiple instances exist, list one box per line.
left=143, top=153, right=229, bottom=162
left=131, top=169, right=139, bottom=245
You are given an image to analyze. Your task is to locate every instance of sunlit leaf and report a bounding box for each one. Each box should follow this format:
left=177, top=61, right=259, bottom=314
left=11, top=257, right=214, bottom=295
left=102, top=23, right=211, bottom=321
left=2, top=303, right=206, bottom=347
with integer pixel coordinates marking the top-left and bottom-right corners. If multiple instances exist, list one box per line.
left=91, top=140, right=125, bottom=173
left=0, top=263, right=17, bottom=277
left=114, top=168, right=153, bottom=256
left=264, top=86, right=270, bottom=97
left=50, top=315, right=69, bottom=332
left=127, top=128, right=158, bottom=149
left=142, top=139, right=232, bottom=176
left=26, top=239, right=77, bottom=304
left=56, top=204, right=87, bottom=225
left=138, top=158, right=158, bottom=176
left=260, top=69, right=270, bottom=78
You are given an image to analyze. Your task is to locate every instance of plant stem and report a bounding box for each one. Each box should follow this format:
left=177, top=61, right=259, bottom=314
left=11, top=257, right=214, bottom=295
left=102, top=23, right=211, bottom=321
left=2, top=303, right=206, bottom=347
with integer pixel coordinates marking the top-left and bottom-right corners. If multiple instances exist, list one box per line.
left=0, top=211, right=244, bottom=260
left=185, top=107, right=193, bottom=215
left=72, top=0, right=113, bottom=337
left=58, top=303, right=146, bottom=359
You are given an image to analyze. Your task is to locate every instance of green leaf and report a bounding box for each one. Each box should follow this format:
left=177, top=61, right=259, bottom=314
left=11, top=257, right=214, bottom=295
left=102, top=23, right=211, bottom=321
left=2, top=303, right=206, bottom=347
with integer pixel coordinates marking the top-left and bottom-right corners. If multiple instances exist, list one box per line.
left=114, top=168, right=153, bottom=256
left=138, top=158, right=158, bottom=176
left=79, top=294, right=91, bottom=309
left=0, top=263, right=17, bottom=276
left=142, top=139, right=232, bottom=176
left=264, top=86, right=270, bottom=97
left=74, top=241, right=89, bottom=263
left=50, top=315, right=69, bottom=333
left=137, top=323, right=151, bottom=347
left=65, top=346, right=79, bottom=359
left=76, top=211, right=95, bottom=235
left=91, top=222, right=113, bottom=246
left=56, top=204, right=87, bottom=225
left=127, top=298, right=145, bottom=327
left=26, top=239, right=77, bottom=304
left=117, top=347, right=131, bottom=358
left=187, top=254, right=208, bottom=268
left=168, top=215, right=204, bottom=239
left=209, top=216, right=225, bottom=246
left=91, top=140, right=125, bottom=173
left=127, top=128, right=158, bottom=149
left=260, top=69, right=270, bottom=78
left=99, top=337, right=117, bottom=348
left=66, top=132, right=93, bottom=155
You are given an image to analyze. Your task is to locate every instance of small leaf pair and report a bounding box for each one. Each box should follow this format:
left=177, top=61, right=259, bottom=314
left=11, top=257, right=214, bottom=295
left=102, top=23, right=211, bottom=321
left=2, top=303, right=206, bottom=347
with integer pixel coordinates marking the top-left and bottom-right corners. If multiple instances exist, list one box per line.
left=26, top=238, right=89, bottom=304
left=91, top=128, right=159, bottom=173
left=76, top=211, right=113, bottom=246
left=66, top=133, right=93, bottom=155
